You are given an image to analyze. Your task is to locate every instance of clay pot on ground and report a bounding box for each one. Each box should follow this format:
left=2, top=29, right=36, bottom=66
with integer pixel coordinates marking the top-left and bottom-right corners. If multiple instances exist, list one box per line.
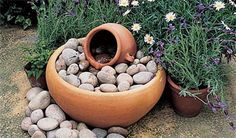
left=46, top=45, right=166, bottom=128
left=24, top=63, right=47, bottom=89
left=167, top=76, right=208, bottom=117
left=83, top=23, right=137, bottom=69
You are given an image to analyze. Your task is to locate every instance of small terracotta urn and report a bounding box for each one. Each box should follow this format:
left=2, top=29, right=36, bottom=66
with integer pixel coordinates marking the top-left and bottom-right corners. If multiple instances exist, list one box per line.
left=83, top=23, right=137, bottom=69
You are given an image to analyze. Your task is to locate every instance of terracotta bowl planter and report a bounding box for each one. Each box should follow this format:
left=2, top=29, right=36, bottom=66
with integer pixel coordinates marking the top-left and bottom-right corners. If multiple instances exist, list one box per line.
left=83, top=23, right=137, bottom=69
left=46, top=45, right=166, bottom=128
left=167, top=76, right=208, bottom=117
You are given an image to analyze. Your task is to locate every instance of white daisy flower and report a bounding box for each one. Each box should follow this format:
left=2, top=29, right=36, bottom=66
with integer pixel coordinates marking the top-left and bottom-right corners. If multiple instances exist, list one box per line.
left=213, top=1, right=225, bottom=11
left=131, top=23, right=142, bottom=32
left=144, top=34, right=155, bottom=45
left=122, top=9, right=131, bottom=16
left=147, top=0, right=155, bottom=2
left=234, top=12, right=236, bottom=15
left=221, top=21, right=231, bottom=30
left=131, top=0, right=139, bottom=6
left=165, top=12, right=176, bottom=22
left=119, top=0, right=129, bottom=7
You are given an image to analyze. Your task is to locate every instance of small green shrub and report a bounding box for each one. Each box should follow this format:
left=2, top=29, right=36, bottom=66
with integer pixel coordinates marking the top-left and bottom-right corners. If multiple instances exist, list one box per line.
left=23, top=40, right=53, bottom=79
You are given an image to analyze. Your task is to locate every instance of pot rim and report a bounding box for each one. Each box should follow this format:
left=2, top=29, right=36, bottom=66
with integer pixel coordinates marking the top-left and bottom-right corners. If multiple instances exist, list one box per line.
left=83, top=23, right=122, bottom=68
left=46, top=44, right=166, bottom=97
left=167, top=76, right=208, bottom=94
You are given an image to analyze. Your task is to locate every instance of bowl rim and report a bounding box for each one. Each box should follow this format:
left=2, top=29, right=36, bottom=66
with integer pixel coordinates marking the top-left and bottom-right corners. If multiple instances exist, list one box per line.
left=46, top=44, right=165, bottom=97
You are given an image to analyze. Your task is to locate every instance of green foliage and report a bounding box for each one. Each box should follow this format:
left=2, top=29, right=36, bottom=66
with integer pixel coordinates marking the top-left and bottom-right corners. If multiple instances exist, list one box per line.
left=162, top=25, right=225, bottom=96
left=0, top=2, right=32, bottom=29
left=34, top=0, right=124, bottom=49
left=24, top=41, right=53, bottom=79
left=120, top=0, right=236, bottom=53
left=25, top=0, right=124, bottom=78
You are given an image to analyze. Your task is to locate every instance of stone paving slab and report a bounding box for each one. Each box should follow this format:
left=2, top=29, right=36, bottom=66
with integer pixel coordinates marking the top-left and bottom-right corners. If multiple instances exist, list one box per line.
left=0, top=26, right=235, bottom=138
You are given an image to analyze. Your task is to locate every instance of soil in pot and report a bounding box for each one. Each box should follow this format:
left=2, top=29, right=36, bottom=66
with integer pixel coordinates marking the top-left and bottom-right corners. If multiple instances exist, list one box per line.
left=90, top=30, right=117, bottom=64
left=24, top=63, right=47, bottom=89
left=167, top=76, right=208, bottom=117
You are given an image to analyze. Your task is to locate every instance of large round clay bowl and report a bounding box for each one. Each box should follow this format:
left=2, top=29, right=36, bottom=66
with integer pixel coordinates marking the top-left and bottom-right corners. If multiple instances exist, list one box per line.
left=46, top=45, right=166, bottom=128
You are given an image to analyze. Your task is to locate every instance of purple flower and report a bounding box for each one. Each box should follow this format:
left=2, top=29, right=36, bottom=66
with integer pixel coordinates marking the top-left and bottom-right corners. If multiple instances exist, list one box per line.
left=223, top=46, right=235, bottom=62
left=207, top=96, right=236, bottom=131
left=180, top=18, right=187, bottom=28
left=73, top=0, right=80, bottom=4
left=154, top=50, right=163, bottom=57
left=208, top=102, right=218, bottom=113
left=227, top=48, right=233, bottom=55
left=114, top=0, right=119, bottom=5
left=219, top=102, right=227, bottom=110
left=212, top=58, right=220, bottom=65
left=167, top=23, right=175, bottom=32
left=157, top=41, right=165, bottom=50
left=196, top=3, right=206, bottom=13
left=148, top=47, right=154, bottom=54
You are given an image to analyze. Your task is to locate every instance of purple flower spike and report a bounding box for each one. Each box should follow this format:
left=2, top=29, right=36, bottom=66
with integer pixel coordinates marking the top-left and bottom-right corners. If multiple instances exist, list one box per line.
left=227, top=48, right=233, bottom=55
left=157, top=41, right=165, bottom=50
left=180, top=18, right=187, bottom=28
left=154, top=50, right=163, bottom=58
left=196, top=3, right=206, bottom=13
left=219, top=102, right=227, bottom=110
left=148, top=47, right=154, bottom=54
left=212, top=58, right=220, bottom=65
left=208, top=102, right=217, bottom=113
left=167, top=23, right=175, bottom=32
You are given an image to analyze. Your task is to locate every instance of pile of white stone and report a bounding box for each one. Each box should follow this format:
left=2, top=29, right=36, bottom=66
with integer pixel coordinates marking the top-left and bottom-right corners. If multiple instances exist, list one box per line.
left=56, top=38, right=158, bottom=92
left=21, top=87, right=128, bottom=138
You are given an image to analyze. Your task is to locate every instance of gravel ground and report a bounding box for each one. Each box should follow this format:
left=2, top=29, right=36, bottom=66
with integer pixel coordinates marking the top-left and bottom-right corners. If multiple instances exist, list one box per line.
left=0, top=26, right=235, bottom=138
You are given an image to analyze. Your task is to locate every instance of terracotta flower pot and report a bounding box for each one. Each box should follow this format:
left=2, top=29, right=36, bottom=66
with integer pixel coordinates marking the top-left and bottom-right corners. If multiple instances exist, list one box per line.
left=24, top=63, right=47, bottom=89
left=46, top=45, right=166, bottom=128
left=83, top=23, right=137, bottom=69
left=167, top=76, right=208, bottom=117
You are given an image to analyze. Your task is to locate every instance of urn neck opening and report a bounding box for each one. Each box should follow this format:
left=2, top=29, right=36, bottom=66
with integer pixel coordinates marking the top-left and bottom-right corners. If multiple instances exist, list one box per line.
left=90, top=30, right=117, bottom=64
